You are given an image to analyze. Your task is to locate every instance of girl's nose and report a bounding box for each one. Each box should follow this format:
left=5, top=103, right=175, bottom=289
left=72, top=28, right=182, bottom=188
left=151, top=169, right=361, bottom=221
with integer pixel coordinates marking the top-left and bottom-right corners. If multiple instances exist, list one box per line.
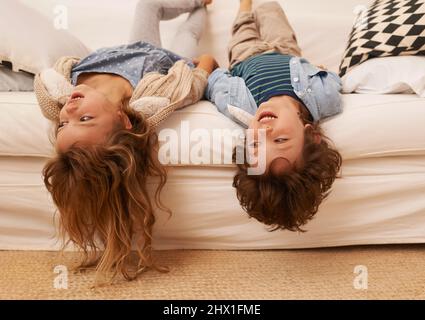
left=64, top=102, right=78, bottom=113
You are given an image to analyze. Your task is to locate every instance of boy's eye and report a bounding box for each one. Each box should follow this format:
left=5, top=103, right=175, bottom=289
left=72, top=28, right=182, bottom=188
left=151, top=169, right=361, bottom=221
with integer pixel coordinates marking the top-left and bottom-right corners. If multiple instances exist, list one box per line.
left=274, top=138, right=288, bottom=143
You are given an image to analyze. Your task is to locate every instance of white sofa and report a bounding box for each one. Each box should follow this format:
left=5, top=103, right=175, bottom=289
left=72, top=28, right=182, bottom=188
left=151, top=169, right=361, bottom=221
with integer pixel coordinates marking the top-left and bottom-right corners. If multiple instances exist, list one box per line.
left=1, top=0, right=425, bottom=250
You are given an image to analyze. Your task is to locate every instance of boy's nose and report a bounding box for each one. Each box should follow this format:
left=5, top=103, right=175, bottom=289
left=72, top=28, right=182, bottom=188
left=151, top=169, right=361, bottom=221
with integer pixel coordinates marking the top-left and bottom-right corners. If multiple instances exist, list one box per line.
left=253, top=126, right=272, bottom=140
left=264, top=126, right=272, bottom=134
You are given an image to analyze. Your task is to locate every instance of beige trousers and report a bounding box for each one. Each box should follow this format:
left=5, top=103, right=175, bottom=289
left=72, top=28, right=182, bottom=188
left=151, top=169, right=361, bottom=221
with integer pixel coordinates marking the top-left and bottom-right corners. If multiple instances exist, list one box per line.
left=228, top=1, right=302, bottom=68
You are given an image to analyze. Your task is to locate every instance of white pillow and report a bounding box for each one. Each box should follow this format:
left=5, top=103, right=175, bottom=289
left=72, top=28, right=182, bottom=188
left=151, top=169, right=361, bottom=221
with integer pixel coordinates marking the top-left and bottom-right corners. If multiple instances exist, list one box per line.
left=0, top=66, right=34, bottom=91
left=0, top=0, right=90, bottom=74
left=19, top=0, right=373, bottom=74
left=341, top=56, right=425, bottom=97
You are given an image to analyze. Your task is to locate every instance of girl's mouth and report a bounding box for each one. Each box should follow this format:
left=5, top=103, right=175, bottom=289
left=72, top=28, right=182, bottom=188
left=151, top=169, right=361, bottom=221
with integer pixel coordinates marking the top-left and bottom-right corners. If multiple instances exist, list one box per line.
left=68, top=92, right=84, bottom=103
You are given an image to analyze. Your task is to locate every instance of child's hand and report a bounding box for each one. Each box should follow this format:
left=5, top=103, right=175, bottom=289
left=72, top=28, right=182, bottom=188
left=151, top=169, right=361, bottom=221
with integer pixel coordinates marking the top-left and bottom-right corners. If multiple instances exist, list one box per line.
left=316, top=64, right=328, bottom=71
left=194, top=54, right=219, bottom=75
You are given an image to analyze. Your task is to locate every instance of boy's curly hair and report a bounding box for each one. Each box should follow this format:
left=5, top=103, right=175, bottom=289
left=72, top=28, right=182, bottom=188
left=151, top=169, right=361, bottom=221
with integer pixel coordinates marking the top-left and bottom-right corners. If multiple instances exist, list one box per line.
left=43, top=107, right=168, bottom=283
left=233, top=109, right=342, bottom=232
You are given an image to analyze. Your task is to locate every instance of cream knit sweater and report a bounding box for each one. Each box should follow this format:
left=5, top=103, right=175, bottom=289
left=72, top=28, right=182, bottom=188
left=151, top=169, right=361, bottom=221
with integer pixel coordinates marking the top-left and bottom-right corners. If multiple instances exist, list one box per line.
left=34, top=56, right=208, bottom=129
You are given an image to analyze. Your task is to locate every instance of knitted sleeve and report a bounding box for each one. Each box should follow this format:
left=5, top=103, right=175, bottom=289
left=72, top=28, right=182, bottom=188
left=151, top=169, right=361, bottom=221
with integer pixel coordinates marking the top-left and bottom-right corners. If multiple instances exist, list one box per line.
left=131, top=61, right=209, bottom=129
left=33, top=56, right=80, bottom=122
left=186, top=67, right=208, bottom=105
left=34, top=73, right=63, bottom=121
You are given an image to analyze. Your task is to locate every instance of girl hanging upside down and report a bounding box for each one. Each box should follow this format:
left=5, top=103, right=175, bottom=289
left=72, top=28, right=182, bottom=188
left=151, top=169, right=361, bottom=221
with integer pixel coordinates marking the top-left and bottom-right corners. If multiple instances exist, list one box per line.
left=34, top=0, right=218, bottom=282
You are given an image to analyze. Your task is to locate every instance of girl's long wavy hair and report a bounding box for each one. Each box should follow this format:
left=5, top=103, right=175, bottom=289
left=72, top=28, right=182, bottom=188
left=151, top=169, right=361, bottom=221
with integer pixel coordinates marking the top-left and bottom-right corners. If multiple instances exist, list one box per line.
left=43, top=108, right=168, bottom=282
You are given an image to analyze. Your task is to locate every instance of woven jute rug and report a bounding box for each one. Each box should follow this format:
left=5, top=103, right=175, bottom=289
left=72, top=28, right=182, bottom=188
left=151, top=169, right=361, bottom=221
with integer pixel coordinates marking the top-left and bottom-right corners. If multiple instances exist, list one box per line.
left=1, top=245, right=425, bottom=299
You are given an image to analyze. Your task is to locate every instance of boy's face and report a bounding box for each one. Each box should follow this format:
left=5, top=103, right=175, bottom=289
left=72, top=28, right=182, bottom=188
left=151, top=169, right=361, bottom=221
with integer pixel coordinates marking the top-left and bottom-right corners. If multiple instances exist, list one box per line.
left=56, top=85, right=131, bottom=152
left=248, top=95, right=309, bottom=173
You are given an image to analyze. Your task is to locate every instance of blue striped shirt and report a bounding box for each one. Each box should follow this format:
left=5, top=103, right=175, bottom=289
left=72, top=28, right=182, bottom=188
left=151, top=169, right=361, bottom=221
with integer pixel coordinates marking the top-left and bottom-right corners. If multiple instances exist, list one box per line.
left=230, top=52, right=299, bottom=106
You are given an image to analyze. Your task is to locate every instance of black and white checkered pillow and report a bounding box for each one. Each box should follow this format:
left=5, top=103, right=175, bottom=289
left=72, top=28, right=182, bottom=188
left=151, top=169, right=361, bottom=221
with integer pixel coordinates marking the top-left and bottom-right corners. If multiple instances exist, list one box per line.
left=339, top=0, right=425, bottom=77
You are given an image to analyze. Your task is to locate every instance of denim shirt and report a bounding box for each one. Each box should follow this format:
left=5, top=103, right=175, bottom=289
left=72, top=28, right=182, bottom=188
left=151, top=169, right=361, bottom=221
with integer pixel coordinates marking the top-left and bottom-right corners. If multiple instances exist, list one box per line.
left=205, top=56, right=343, bottom=125
left=204, top=68, right=257, bottom=126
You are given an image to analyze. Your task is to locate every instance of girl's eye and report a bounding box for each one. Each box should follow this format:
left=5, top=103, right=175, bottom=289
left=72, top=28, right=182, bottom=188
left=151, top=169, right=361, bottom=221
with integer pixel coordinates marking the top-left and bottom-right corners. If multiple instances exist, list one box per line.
left=249, top=141, right=260, bottom=148
left=57, top=116, right=92, bottom=131
left=80, top=116, right=93, bottom=122
left=57, top=121, right=67, bottom=129
left=274, top=138, right=288, bottom=143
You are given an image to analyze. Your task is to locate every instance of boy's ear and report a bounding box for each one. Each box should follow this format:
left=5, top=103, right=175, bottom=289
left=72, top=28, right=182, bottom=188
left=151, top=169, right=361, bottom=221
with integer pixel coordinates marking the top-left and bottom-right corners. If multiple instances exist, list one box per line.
left=304, top=124, right=321, bottom=144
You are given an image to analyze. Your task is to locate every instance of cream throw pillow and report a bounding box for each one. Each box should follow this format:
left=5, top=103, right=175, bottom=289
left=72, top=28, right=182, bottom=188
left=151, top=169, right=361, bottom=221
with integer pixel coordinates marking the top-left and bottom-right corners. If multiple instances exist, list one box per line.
left=0, top=0, right=90, bottom=75
left=342, top=56, right=425, bottom=97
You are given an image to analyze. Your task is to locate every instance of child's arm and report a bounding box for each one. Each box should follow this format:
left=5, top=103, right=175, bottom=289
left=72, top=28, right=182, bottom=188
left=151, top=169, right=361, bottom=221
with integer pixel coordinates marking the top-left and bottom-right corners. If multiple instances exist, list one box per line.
left=316, top=64, right=328, bottom=70
left=205, top=68, right=257, bottom=127
left=193, top=54, right=219, bottom=75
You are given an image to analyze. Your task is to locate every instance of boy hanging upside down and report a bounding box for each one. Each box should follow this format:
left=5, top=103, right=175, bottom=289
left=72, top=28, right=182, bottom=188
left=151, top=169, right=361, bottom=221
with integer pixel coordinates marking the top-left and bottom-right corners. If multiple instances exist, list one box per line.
left=206, top=0, right=343, bottom=231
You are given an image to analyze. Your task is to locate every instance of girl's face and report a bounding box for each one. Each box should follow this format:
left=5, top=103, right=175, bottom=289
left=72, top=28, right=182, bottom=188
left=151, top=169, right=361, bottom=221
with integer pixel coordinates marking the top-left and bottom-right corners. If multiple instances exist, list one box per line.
left=56, top=85, right=131, bottom=152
